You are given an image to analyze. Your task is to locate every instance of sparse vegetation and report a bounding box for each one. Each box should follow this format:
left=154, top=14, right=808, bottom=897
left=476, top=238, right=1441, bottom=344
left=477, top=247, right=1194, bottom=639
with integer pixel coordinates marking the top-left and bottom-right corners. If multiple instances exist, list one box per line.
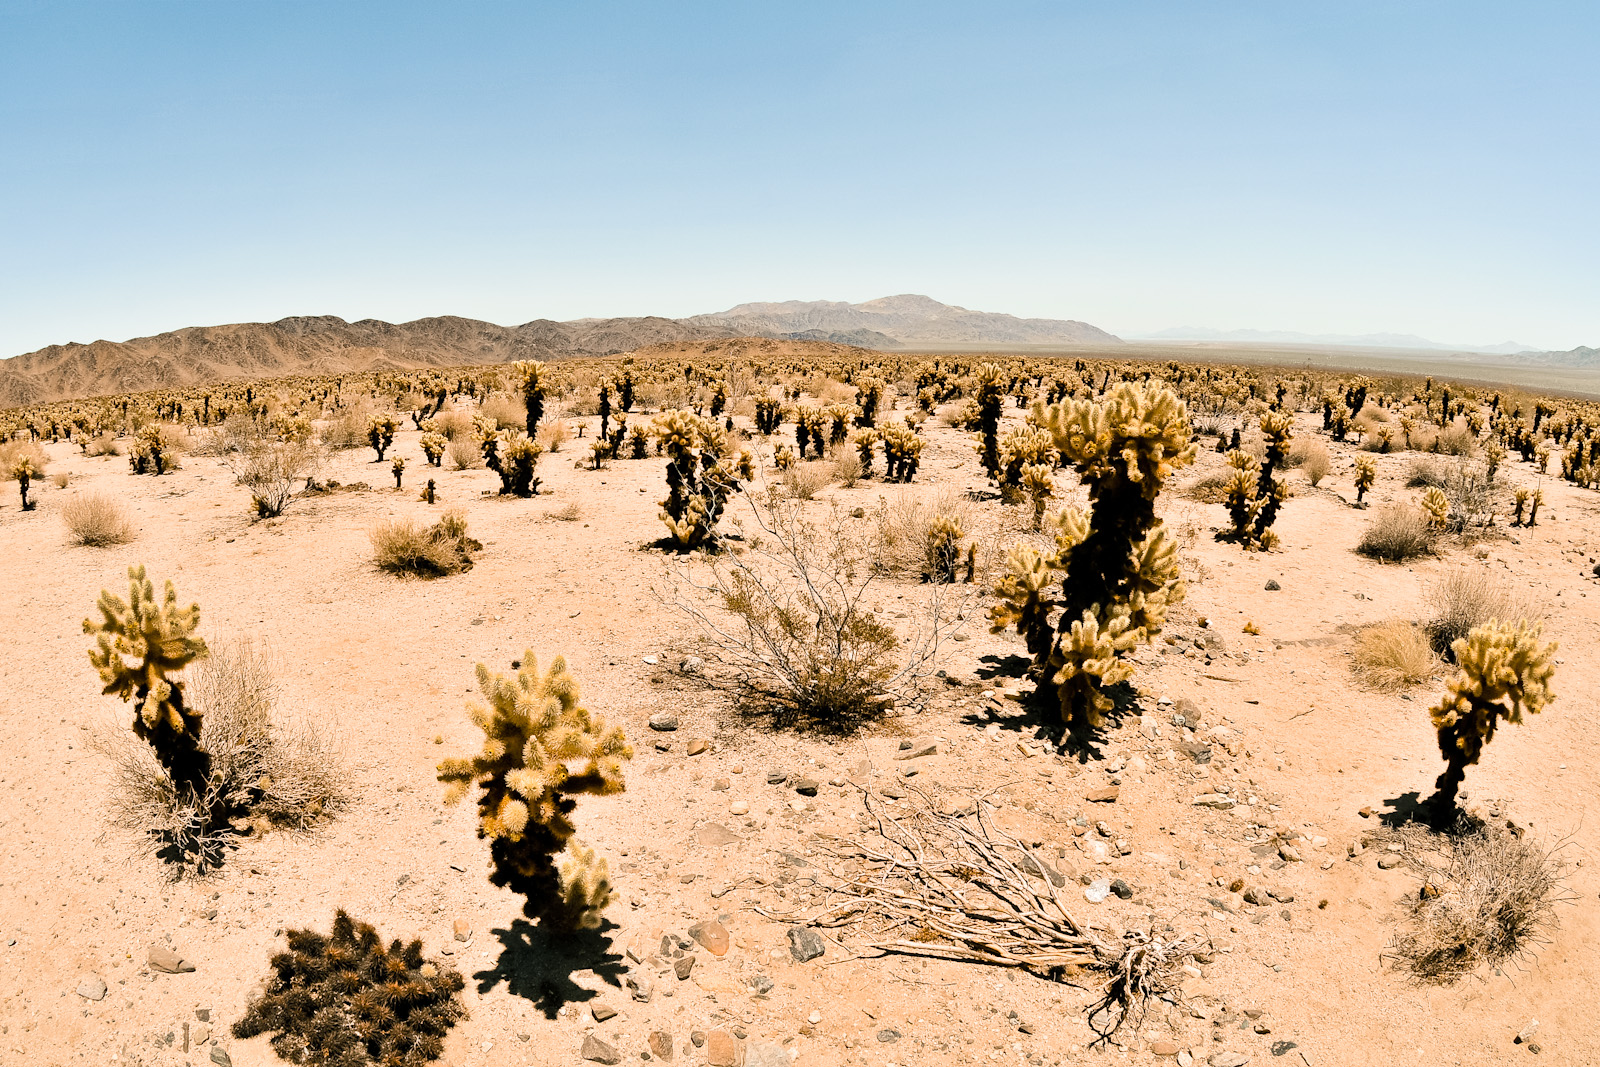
left=370, top=510, right=481, bottom=577
left=1424, top=567, right=1541, bottom=658
left=62, top=492, right=135, bottom=546
left=1356, top=505, right=1435, bottom=562
left=1352, top=620, right=1437, bottom=689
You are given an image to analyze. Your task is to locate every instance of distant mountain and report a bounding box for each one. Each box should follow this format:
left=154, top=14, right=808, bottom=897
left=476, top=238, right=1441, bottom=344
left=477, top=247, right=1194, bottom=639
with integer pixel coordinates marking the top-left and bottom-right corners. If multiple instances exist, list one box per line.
left=704, top=294, right=1120, bottom=346
left=1516, top=345, right=1600, bottom=367
left=0, top=295, right=1118, bottom=407
left=1140, top=326, right=1532, bottom=356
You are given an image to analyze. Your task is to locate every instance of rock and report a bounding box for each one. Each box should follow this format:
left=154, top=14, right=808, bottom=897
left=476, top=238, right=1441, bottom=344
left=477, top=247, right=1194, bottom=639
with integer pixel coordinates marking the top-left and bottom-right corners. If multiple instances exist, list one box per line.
left=1192, top=794, right=1236, bottom=809
left=680, top=656, right=703, bottom=674
left=1080, top=838, right=1111, bottom=864
left=1377, top=855, right=1402, bottom=870
left=75, top=976, right=107, bottom=1001
left=453, top=918, right=472, bottom=942
left=582, top=1034, right=623, bottom=1064
left=1084, top=878, right=1111, bottom=903
left=745, top=1041, right=788, bottom=1067
left=1264, top=580, right=1280, bottom=591
left=1515, top=1018, right=1540, bottom=1044
left=1242, top=888, right=1268, bottom=906
left=690, top=1031, right=707, bottom=1048
left=1178, top=742, right=1213, bottom=764
left=675, top=955, right=696, bottom=980
left=793, top=778, right=819, bottom=797
left=766, top=771, right=788, bottom=785
left=1208, top=1054, right=1249, bottom=1067
left=705, top=1029, right=741, bottom=1067
left=1110, top=878, right=1134, bottom=900
left=209, top=1050, right=232, bottom=1067
left=148, top=944, right=195, bottom=973
left=591, top=1003, right=618, bottom=1021
left=729, top=801, right=749, bottom=815
left=788, top=926, right=825, bottom=961
left=1017, top=854, right=1067, bottom=887
left=894, top=740, right=937, bottom=760
left=696, top=822, right=742, bottom=847
left=1151, top=1040, right=1181, bottom=1057
left=687, top=738, right=709, bottom=755
left=711, top=777, right=730, bottom=791
left=877, top=1029, right=902, bottom=1043
left=649, top=713, right=679, bottom=732
left=749, top=973, right=774, bottom=995
left=626, top=972, right=655, bottom=1002
left=690, top=920, right=730, bottom=956
left=1269, top=1041, right=1298, bottom=1057
left=1084, top=786, right=1120, bottom=803
left=1278, top=845, right=1302, bottom=863
left=648, top=1031, right=674, bottom=1061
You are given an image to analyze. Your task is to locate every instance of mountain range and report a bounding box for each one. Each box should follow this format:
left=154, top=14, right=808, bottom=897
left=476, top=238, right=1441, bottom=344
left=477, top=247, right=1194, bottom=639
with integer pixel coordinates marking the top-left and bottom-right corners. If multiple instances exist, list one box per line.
left=1138, top=326, right=1533, bottom=355
left=0, top=296, right=1120, bottom=407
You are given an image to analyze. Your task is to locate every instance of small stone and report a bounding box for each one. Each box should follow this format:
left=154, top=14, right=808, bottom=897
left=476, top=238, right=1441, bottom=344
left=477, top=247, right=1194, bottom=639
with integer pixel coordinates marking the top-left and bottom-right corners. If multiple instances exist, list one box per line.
left=1179, top=1052, right=1195, bottom=1067
left=788, top=926, right=825, bottom=961
left=690, top=920, right=730, bottom=956
left=696, top=822, right=741, bottom=847
left=209, top=1050, right=232, bottom=1067
left=894, top=740, right=937, bottom=760
left=148, top=944, right=195, bottom=974
left=876, top=1029, right=902, bottom=1043
left=591, top=1003, right=618, bottom=1021
left=1264, top=579, right=1281, bottom=591
left=648, top=1031, right=674, bottom=1061
left=1515, top=1018, right=1540, bottom=1044
left=192, top=1025, right=211, bottom=1045
left=1084, top=878, right=1111, bottom=902
left=1268, top=1041, right=1298, bottom=1057
left=674, top=955, right=696, bottom=980
left=745, top=1040, right=788, bottom=1067
left=1110, top=878, right=1134, bottom=900
left=1084, top=786, right=1120, bottom=803
left=453, top=918, right=472, bottom=942
left=1208, top=1053, right=1250, bottom=1067
left=1193, top=794, right=1236, bottom=809
left=706, top=1029, right=740, bottom=1067
left=1279, top=845, right=1302, bottom=863
left=808, top=1010, right=822, bottom=1024
left=1242, top=888, right=1268, bottom=906
left=649, top=713, right=679, bottom=732
left=1151, top=1040, right=1181, bottom=1057
left=749, top=973, right=774, bottom=995
left=196, top=1008, right=211, bottom=1022
left=687, top=738, right=709, bottom=755
left=581, top=1034, right=622, bottom=1064
left=626, top=972, right=655, bottom=1002
left=793, top=778, right=819, bottom=797
left=690, top=1031, right=707, bottom=1048
left=75, top=976, right=107, bottom=1001
left=729, top=801, right=749, bottom=815
left=712, top=777, right=730, bottom=791
left=766, top=771, right=788, bottom=785
left=1377, top=855, right=1402, bottom=870
left=680, top=656, right=703, bottom=674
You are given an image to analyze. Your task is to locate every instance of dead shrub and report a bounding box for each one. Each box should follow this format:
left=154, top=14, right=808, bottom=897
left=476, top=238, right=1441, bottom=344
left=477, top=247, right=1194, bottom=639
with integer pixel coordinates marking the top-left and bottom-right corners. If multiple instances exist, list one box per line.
left=1389, top=822, right=1566, bottom=984
left=62, top=492, right=136, bottom=546
left=85, top=433, right=121, bottom=457
left=831, top=448, right=862, bottom=488
left=479, top=394, right=524, bottom=430
left=535, top=419, right=571, bottom=454
left=1184, top=470, right=1233, bottom=503
left=434, top=408, right=475, bottom=440
left=1424, top=566, right=1542, bottom=657
left=1356, top=505, right=1435, bottom=562
left=1436, top=419, right=1477, bottom=457
left=544, top=501, right=582, bottom=522
left=371, top=509, right=480, bottom=577
left=51, top=471, right=70, bottom=489
left=1295, top=439, right=1331, bottom=485
left=447, top=434, right=484, bottom=470
left=783, top=460, right=835, bottom=500
left=95, top=637, right=347, bottom=874
left=321, top=405, right=372, bottom=451
left=1351, top=620, right=1437, bottom=689
left=232, top=439, right=325, bottom=518
left=873, top=488, right=973, bottom=576
left=1406, top=457, right=1450, bottom=488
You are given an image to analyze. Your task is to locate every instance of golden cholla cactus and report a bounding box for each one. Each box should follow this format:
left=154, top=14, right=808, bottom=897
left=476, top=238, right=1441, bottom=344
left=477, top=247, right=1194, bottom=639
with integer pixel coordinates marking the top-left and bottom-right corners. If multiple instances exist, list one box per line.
left=998, top=424, right=1058, bottom=489
left=988, top=543, right=1057, bottom=657
left=1421, top=486, right=1449, bottom=528
left=1353, top=455, right=1377, bottom=505
left=1427, top=620, right=1556, bottom=820
left=1047, top=607, right=1137, bottom=726
left=1029, top=380, right=1196, bottom=501
left=84, top=565, right=211, bottom=795
left=653, top=410, right=738, bottom=550
left=438, top=653, right=632, bottom=929
left=926, top=514, right=965, bottom=584
left=1020, top=463, right=1054, bottom=530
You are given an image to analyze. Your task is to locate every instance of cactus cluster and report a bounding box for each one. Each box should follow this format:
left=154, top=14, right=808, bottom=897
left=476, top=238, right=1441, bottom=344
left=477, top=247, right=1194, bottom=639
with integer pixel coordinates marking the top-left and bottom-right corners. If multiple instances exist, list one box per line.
left=1353, top=454, right=1377, bottom=506
left=438, top=654, right=632, bottom=930
left=654, top=410, right=742, bottom=550
left=233, top=909, right=466, bottom=1066
left=1427, top=620, right=1556, bottom=821
left=878, top=421, right=924, bottom=482
left=989, top=382, right=1195, bottom=734
left=754, top=396, right=783, bottom=435
left=10, top=452, right=43, bottom=509
left=84, top=565, right=211, bottom=797
left=1220, top=412, right=1294, bottom=549
left=970, top=363, right=1007, bottom=480
left=367, top=414, right=400, bottom=462
left=128, top=425, right=174, bottom=475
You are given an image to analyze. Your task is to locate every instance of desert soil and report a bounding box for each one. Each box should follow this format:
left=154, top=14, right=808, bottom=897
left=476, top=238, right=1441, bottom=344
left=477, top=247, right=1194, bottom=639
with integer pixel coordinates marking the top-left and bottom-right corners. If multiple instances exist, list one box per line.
left=1, top=398, right=1596, bottom=1067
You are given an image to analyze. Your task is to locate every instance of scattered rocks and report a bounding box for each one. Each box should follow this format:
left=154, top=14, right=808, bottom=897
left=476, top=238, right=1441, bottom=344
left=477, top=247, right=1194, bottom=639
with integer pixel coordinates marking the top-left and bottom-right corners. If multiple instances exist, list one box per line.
left=1151, top=1040, right=1181, bottom=1057
left=690, top=1031, right=707, bottom=1048
left=793, top=778, right=819, bottom=797
left=876, top=1029, right=902, bottom=1043
left=687, top=738, right=709, bottom=755
left=729, top=801, right=750, bottom=815
left=648, top=1031, right=674, bottom=1061
left=1377, top=855, right=1403, bottom=870
left=209, top=1049, right=232, bottom=1067
left=1084, top=786, right=1120, bottom=803
left=1208, top=1053, right=1250, bottom=1067
left=894, top=740, right=937, bottom=760
left=582, top=1034, right=622, bottom=1064
left=148, top=944, right=195, bottom=974
left=1193, top=794, right=1237, bottom=810
left=1017, top=854, right=1067, bottom=887
left=1264, top=579, right=1281, bottom=591
left=649, top=713, right=679, bottom=732
left=788, top=926, right=825, bottom=962
left=1110, top=878, right=1134, bottom=900
left=705, top=1029, right=740, bottom=1066
left=674, top=955, right=696, bottom=980
left=680, top=656, right=703, bottom=674
left=766, top=771, right=788, bottom=785
left=626, top=972, right=655, bottom=1002
left=1242, top=888, right=1268, bottom=906
left=690, top=920, right=730, bottom=956
left=75, top=976, right=107, bottom=1001
left=1515, top=1018, right=1540, bottom=1045
left=591, top=1003, right=618, bottom=1022
left=746, top=1040, right=789, bottom=1067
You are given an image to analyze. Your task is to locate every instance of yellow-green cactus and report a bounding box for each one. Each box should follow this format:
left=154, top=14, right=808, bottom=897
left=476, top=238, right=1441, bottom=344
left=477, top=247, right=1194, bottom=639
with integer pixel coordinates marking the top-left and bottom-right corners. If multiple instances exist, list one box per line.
left=1421, top=486, right=1449, bottom=528
left=1427, top=620, right=1556, bottom=820
left=926, top=514, right=965, bottom=584
left=1353, top=454, right=1377, bottom=505
left=84, top=565, right=211, bottom=795
left=438, top=654, right=632, bottom=930
left=11, top=454, right=43, bottom=510
left=1020, top=463, right=1054, bottom=531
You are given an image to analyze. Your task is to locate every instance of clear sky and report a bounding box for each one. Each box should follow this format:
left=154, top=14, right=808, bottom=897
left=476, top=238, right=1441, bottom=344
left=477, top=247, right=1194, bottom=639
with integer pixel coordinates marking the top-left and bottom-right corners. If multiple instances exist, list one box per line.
left=2, top=1, right=1596, bottom=355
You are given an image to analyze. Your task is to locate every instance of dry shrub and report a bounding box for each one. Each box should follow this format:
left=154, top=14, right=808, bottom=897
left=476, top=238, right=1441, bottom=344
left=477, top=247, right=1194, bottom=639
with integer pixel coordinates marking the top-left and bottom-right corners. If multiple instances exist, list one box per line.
left=536, top=419, right=571, bottom=454
left=371, top=509, right=480, bottom=577
left=1352, top=620, right=1437, bottom=689
left=1436, top=420, right=1477, bottom=457
left=479, top=394, right=523, bottom=430
left=831, top=448, right=862, bottom=488
left=232, top=439, right=324, bottom=518
left=434, top=408, right=475, bottom=440
left=1295, top=439, right=1331, bottom=485
left=1406, top=457, right=1450, bottom=488
left=321, top=405, right=371, bottom=451
left=85, top=433, right=121, bottom=457
left=62, top=492, right=135, bottom=546
left=544, top=501, right=582, bottom=522
left=51, top=471, right=70, bottom=489
left=1185, top=470, right=1233, bottom=503
left=1356, top=505, right=1435, bottom=562
left=873, top=488, right=972, bottom=576
left=1424, top=566, right=1542, bottom=656
left=1390, top=823, right=1566, bottom=984
left=447, top=434, right=483, bottom=470
left=783, top=460, right=835, bottom=500
left=95, top=637, right=347, bottom=874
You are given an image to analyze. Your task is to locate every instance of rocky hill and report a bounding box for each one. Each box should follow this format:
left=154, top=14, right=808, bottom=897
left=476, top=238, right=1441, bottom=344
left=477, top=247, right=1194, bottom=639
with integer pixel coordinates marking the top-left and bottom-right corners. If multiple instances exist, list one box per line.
left=699, top=293, right=1120, bottom=346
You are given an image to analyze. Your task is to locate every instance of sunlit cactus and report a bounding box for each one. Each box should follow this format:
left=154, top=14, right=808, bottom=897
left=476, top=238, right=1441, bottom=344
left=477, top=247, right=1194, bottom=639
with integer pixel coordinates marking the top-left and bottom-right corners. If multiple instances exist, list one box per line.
left=971, top=363, right=1007, bottom=480
left=1421, top=486, right=1449, bottom=529
left=1353, top=454, right=1376, bottom=505
left=420, top=430, right=447, bottom=467
left=10, top=453, right=42, bottom=510
left=515, top=360, right=547, bottom=441
left=927, top=514, right=965, bottom=584
left=438, top=654, right=632, bottom=930
left=654, top=410, right=740, bottom=551
left=367, top=414, right=399, bottom=462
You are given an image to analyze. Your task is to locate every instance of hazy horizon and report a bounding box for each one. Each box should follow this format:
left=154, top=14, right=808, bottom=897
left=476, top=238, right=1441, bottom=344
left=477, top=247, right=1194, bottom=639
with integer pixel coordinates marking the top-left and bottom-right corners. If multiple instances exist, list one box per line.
left=2, top=2, right=1596, bottom=356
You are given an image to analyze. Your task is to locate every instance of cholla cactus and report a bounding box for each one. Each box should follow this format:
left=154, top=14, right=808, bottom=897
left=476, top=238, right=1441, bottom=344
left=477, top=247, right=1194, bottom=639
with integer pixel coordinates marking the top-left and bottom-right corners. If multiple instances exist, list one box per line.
left=367, top=414, right=399, bottom=461
left=1021, top=463, right=1054, bottom=531
left=11, top=454, right=42, bottom=510
left=1527, top=487, right=1543, bottom=526
left=129, top=425, right=171, bottom=475
left=420, top=430, right=447, bottom=467
left=1353, top=454, right=1376, bottom=505
left=754, top=396, right=783, bottom=435
left=879, top=422, right=924, bottom=482
left=1427, top=620, right=1556, bottom=820
left=854, top=377, right=884, bottom=427
left=1483, top=439, right=1506, bottom=480
left=391, top=455, right=406, bottom=489
left=1421, top=486, right=1449, bottom=529
left=852, top=429, right=878, bottom=478
left=498, top=434, right=542, bottom=497
left=970, top=363, right=1007, bottom=480
left=988, top=506, right=1089, bottom=658
left=1217, top=412, right=1292, bottom=551
left=654, top=410, right=740, bottom=551
left=926, top=514, right=965, bottom=584
left=824, top=403, right=855, bottom=446
left=1002, top=382, right=1195, bottom=734
left=998, top=424, right=1058, bottom=494
left=84, top=565, right=211, bottom=796
left=438, top=654, right=632, bottom=929
left=515, top=360, right=547, bottom=440
left=1511, top=487, right=1529, bottom=526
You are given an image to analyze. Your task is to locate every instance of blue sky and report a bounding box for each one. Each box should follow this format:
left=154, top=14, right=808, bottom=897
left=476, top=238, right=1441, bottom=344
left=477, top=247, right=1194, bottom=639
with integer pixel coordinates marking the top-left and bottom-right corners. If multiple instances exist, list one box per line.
left=2, top=1, right=1596, bottom=354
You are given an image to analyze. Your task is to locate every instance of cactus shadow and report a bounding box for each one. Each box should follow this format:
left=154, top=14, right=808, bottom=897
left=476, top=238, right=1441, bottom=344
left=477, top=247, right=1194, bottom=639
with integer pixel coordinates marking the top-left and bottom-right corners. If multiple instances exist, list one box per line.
left=957, top=679, right=1136, bottom=763
left=973, top=653, right=1033, bottom=681
left=472, top=919, right=627, bottom=1020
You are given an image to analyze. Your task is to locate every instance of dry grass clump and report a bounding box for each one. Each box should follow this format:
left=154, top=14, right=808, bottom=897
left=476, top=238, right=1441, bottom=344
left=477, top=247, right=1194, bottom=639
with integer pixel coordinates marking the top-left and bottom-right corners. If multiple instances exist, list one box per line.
left=1390, top=823, right=1566, bottom=984
left=831, top=448, right=862, bottom=488
left=1406, top=457, right=1451, bottom=488
left=1184, top=470, right=1233, bottom=503
left=51, top=471, right=70, bottom=489
left=535, top=418, right=571, bottom=453
left=1424, top=566, right=1542, bottom=656
left=85, top=432, right=121, bottom=457
left=447, top=434, right=483, bottom=470
left=1436, top=419, right=1477, bottom=457
left=1352, top=620, right=1437, bottom=689
left=783, top=460, right=836, bottom=500
left=479, top=394, right=524, bottom=429
left=1294, top=439, right=1331, bottom=485
left=1356, top=505, right=1435, bottom=562
left=544, top=501, right=582, bottom=522
left=371, top=509, right=480, bottom=577
left=873, top=488, right=973, bottom=576
left=62, top=492, right=136, bottom=546
left=96, top=638, right=347, bottom=873
left=322, top=406, right=372, bottom=451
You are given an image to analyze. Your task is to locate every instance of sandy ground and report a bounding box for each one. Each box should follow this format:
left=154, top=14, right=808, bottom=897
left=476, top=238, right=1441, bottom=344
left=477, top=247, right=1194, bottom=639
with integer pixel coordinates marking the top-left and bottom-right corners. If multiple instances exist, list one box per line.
left=1, top=399, right=1596, bottom=1067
